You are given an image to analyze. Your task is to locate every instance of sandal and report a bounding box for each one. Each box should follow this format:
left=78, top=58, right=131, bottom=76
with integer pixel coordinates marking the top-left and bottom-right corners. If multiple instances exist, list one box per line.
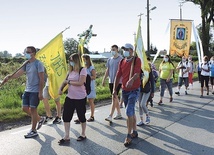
left=74, top=119, right=80, bottom=124
left=58, top=138, right=70, bottom=145
left=124, top=134, right=132, bottom=147
left=131, top=130, right=138, bottom=138
left=87, top=116, right=94, bottom=122
left=77, top=136, right=86, bottom=141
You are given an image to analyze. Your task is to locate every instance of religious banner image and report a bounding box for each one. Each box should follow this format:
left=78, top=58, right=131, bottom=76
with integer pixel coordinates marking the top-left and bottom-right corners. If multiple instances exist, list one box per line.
left=169, top=20, right=192, bottom=58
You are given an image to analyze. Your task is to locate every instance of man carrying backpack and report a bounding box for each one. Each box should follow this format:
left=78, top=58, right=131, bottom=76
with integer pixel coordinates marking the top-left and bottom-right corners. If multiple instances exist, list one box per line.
left=113, top=43, right=141, bottom=146
left=1, top=46, right=45, bottom=138
left=175, top=56, right=190, bottom=95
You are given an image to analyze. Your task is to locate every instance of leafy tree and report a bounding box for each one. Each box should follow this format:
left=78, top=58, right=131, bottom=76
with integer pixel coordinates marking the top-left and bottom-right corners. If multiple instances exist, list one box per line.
left=63, top=38, right=90, bottom=60
left=0, top=50, right=12, bottom=58
left=185, top=0, right=214, bottom=57
left=15, top=53, right=23, bottom=57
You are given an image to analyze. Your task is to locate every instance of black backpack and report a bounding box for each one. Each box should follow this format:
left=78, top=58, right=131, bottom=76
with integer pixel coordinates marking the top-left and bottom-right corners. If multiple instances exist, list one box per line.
left=80, top=67, right=91, bottom=95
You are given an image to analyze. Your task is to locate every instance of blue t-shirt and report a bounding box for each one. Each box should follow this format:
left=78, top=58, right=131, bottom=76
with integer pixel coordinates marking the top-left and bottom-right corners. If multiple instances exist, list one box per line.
left=209, top=63, right=214, bottom=77
left=22, top=60, right=45, bottom=92
left=87, top=65, right=96, bottom=91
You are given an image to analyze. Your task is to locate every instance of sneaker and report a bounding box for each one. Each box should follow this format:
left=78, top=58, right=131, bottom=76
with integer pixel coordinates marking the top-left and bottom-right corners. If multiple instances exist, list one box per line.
left=24, top=130, right=38, bottom=138
left=53, top=116, right=62, bottom=124
left=200, top=95, right=203, bottom=98
left=145, top=116, right=150, bottom=124
left=175, top=91, right=180, bottom=95
left=158, top=100, right=163, bottom=105
left=212, top=92, right=214, bottom=95
left=137, top=121, right=145, bottom=126
left=207, top=92, right=209, bottom=95
left=169, top=97, right=173, bottom=102
left=37, top=117, right=45, bottom=130
left=114, top=114, right=122, bottom=119
left=185, top=91, right=188, bottom=95
left=105, top=116, right=112, bottom=122
left=45, top=116, right=53, bottom=123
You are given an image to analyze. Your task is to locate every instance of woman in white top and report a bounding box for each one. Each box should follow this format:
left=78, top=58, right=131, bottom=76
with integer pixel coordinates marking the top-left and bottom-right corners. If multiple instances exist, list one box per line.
left=200, top=56, right=210, bottom=98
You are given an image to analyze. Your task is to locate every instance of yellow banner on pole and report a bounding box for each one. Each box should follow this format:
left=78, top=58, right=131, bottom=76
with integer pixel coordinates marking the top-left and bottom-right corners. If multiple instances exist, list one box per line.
left=169, top=20, right=192, bottom=58
left=36, top=33, right=67, bottom=99
left=135, top=18, right=150, bottom=87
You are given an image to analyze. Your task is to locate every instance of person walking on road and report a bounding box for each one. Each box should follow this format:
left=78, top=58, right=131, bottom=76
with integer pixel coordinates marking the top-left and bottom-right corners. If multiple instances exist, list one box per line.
left=188, top=55, right=195, bottom=89
left=158, top=55, right=175, bottom=105
left=82, top=54, right=96, bottom=122
left=2, top=46, right=45, bottom=138
left=43, top=78, right=62, bottom=124
left=58, top=53, right=87, bottom=145
left=196, top=62, right=202, bottom=83
left=175, top=56, right=190, bottom=95
left=200, top=56, right=210, bottom=98
left=137, top=67, right=154, bottom=126
left=113, top=43, right=141, bottom=147
left=209, top=56, right=214, bottom=94
left=102, top=45, right=123, bottom=122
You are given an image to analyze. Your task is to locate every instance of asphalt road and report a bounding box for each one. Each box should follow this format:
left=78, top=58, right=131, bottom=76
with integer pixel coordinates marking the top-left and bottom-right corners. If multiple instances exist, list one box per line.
left=0, top=81, right=214, bottom=155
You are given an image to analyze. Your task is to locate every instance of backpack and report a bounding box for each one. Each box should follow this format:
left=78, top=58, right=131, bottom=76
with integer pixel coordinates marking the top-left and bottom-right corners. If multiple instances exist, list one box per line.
left=24, top=60, right=47, bottom=84
left=34, top=60, right=48, bottom=84
left=80, top=67, right=91, bottom=95
left=201, top=63, right=210, bottom=71
left=152, top=70, right=158, bottom=83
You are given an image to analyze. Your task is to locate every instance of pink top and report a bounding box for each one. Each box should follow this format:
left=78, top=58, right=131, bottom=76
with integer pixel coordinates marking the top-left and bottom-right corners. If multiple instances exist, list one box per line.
left=67, top=68, right=87, bottom=99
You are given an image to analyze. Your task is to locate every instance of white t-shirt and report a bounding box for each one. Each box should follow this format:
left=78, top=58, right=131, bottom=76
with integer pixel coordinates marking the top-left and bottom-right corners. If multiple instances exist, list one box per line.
left=178, top=61, right=190, bottom=77
left=201, top=63, right=210, bottom=76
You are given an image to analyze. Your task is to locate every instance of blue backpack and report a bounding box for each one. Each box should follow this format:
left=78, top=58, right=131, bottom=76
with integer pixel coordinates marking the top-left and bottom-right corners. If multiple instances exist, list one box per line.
left=24, top=60, right=47, bottom=84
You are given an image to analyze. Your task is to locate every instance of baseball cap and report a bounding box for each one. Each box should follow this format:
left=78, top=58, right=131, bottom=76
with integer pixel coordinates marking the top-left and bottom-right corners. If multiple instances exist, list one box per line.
left=121, top=43, right=134, bottom=50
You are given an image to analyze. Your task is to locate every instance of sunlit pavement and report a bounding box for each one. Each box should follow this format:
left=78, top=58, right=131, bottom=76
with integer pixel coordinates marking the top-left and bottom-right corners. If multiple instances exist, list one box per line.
left=0, top=81, right=214, bottom=155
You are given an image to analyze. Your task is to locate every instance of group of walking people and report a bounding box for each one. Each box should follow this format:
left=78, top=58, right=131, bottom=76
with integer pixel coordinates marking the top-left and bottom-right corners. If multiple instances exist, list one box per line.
left=2, top=44, right=214, bottom=147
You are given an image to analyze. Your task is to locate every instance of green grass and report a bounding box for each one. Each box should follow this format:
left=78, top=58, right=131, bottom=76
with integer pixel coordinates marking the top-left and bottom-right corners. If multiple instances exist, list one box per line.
left=0, top=58, right=199, bottom=122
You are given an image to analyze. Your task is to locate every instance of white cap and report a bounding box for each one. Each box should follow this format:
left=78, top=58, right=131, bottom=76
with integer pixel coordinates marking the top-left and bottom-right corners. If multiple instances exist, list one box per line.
left=122, top=43, right=134, bottom=50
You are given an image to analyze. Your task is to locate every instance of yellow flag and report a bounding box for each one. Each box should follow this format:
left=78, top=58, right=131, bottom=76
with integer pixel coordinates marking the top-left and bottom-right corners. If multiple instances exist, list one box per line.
left=135, top=18, right=150, bottom=87
left=169, top=19, right=192, bottom=58
left=36, top=33, right=68, bottom=99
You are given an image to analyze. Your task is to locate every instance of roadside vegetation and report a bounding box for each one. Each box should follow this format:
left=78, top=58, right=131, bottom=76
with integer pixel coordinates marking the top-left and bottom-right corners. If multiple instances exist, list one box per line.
left=0, top=56, right=198, bottom=122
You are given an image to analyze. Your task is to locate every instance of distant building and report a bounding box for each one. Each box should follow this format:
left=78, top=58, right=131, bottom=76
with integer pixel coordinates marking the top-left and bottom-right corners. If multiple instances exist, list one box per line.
left=88, top=54, right=108, bottom=62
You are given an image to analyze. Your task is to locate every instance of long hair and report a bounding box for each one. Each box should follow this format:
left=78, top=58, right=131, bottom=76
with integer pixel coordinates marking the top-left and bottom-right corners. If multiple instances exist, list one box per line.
left=82, top=54, right=93, bottom=67
left=69, top=53, right=82, bottom=72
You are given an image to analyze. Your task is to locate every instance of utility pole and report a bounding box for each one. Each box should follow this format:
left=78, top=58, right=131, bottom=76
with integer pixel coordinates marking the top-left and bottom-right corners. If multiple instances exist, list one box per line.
left=147, top=0, right=156, bottom=55
left=147, top=0, right=150, bottom=54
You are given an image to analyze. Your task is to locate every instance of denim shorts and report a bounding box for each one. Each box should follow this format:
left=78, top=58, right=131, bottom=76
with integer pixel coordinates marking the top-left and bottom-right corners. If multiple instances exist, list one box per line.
left=43, top=86, right=60, bottom=102
left=22, top=91, right=40, bottom=108
left=178, top=77, right=189, bottom=87
left=122, top=88, right=140, bottom=117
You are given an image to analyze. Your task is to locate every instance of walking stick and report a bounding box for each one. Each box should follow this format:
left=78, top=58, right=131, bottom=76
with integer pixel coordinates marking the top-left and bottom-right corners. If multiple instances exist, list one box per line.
left=0, top=60, right=29, bottom=87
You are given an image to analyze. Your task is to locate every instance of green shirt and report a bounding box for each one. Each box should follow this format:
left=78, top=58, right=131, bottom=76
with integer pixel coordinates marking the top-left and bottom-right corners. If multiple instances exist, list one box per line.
left=159, top=62, right=174, bottom=80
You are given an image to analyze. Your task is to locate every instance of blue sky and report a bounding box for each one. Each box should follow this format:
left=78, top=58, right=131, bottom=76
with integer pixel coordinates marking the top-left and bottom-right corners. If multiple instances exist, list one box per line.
left=0, top=0, right=201, bottom=56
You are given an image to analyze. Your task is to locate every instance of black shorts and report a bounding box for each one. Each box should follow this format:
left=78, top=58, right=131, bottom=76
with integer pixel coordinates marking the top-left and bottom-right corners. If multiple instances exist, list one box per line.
left=109, top=83, right=122, bottom=95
